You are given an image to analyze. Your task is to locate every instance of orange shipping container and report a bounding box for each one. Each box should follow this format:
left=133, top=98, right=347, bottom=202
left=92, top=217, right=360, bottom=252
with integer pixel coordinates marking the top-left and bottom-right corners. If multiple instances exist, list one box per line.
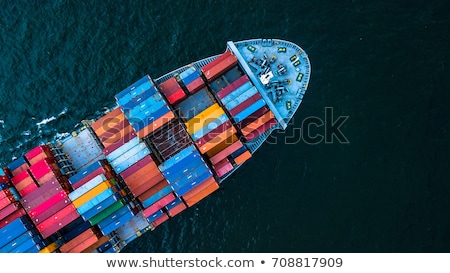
left=81, top=235, right=109, bottom=253
left=151, top=213, right=169, bottom=228
left=122, top=162, right=159, bottom=187
left=91, top=108, right=123, bottom=132
left=241, top=111, right=275, bottom=137
left=137, top=180, right=169, bottom=203
left=184, top=181, right=220, bottom=207
left=198, top=126, right=237, bottom=154
left=60, top=227, right=96, bottom=253
left=102, top=125, right=135, bottom=148
left=136, top=111, right=175, bottom=139
left=205, top=134, right=238, bottom=158
left=167, top=202, right=187, bottom=218
left=234, top=150, right=252, bottom=165
left=181, top=176, right=218, bottom=200
left=69, top=233, right=100, bottom=253
left=131, top=173, right=166, bottom=197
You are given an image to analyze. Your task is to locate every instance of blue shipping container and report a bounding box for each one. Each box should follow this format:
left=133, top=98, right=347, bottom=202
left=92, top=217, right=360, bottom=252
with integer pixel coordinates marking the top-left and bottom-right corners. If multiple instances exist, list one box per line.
left=232, top=99, right=266, bottom=122
left=120, top=86, right=157, bottom=112
left=110, top=143, right=147, bottom=168
left=82, top=193, right=122, bottom=221
left=176, top=172, right=212, bottom=197
left=113, top=148, right=151, bottom=174
left=10, top=236, right=44, bottom=253
left=127, top=93, right=165, bottom=118
left=0, top=216, right=32, bottom=248
left=97, top=205, right=131, bottom=231
left=221, top=81, right=253, bottom=105
left=69, top=174, right=107, bottom=201
left=164, top=159, right=206, bottom=185
left=76, top=188, right=115, bottom=215
left=62, top=220, right=92, bottom=243
left=116, top=76, right=152, bottom=105
left=100, top=210, right=134, bottom=236
left=8, top=157, right=27, bottom=172
left=162, top=151, right=202, bottom=177
left=131, top=105, right=170, bottom=132
left=142, top=186, right=173, bottom=208
left=0, top=229, right=37, bottom=253
left=190, top=113, right=229, bottom=140
left=171, top=168, right=212, bottom=193
left=158, top=145, right=197, bottom=172
left=165, top=198, right=183, bottom=211
left=69, top=161, right=105, bottom=185
left=225, top=86, right=258, bottom=110
left=106, top=137, right=141, bottom=162
left=97, top=240, right=113, bottom=253
left=146, top=209, right=165, bottom=223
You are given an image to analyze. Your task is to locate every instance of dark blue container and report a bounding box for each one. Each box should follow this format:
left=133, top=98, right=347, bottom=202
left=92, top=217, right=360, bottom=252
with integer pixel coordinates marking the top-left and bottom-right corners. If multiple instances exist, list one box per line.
left=97, top=240, right=113, bottom=253
left=121, top=86, right=157, bottom=112
left=115, top=75, right=152, bottom=104
left=170, top=164, right=211, bottom=190
left=62, top=219, right=92, bottom=243
left=69, top=160, right=104, bottom=185
left=8, top=157, right=27, bottom=172
left=98, top=205, right=132, bottom=231
left=173, top=169, right=212, bottom=194
left=0, top=216, right=32, bottom=248
left=100, top=210, right=134, bottom=236
left=165, top=198, right=183, bottom=211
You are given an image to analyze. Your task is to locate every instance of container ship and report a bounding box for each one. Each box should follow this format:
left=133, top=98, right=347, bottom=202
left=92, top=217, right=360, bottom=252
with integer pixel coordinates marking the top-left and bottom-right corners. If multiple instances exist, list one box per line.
left=0, top=38, right=310, bottom=253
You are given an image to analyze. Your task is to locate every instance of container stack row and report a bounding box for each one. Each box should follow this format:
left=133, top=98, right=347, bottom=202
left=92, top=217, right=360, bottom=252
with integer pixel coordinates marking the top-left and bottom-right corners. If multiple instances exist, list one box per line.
left=1, top=175, right=25, bottom=230
left=20, top=178, right=78, bottom=239
left=0, top=216, right=47, bottom=253
left=115, top=75, right=175, bottom=139
left=179, top=66, right=206, bottom=94
left=157, top=145, right=219, bottom=208
left=158, top=76, right=186, bottom=105
left=145, top=118, right=193, bottom=161
left=201, top=50, right=238, bottom=82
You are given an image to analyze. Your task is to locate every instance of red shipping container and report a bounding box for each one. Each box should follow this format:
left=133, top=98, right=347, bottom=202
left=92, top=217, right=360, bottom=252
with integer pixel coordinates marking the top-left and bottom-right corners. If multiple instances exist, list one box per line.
left=91, top=108, right=123, bottom=132
left=167, top=202, right=187, bottom=218
left=18, top=182, right=38, bottom=197
left=217, top=75, right=249, bottom=99
left=20, top=179, right=61, bottom=206
left=26, top=145, right=53, bottom=166
left=130, top=172, right=166, bottom=197
left=195, top=120, right=233, bottom=148
left=0, top=208, right=26, bottom=229
left=209, top=140, right=243, bottom=165
left=166, top=90, right=186, bottom=105
left=14, top=176, right=36, bottom=191
left=229, top=92, right=264, bottom=117
left=0, top=175, right=9, bottom=183
left=142, top=193, right=176, bottom=218
left=245, top=118, right=277, bottom=141
left=11, top=163, right=29, bottom=176
left=32, top=197, right=71, bottom=224
left=39, top=209, right=79, bottom=239
left=203, top=55, right=238, bottom=82
left=124, top=164, right=160, bottom=189
left=71, top=166, right=109, bottom=190
left=213, top=158, right=234, bottom=177
left=29, top=158, right=58, bottom=180
left=237, top=106, right=269, bottom=130
left=81, top=235, right=109, bottom=253
left=0, top=202, right=21, bottom=220
left=37, top=203, right=77, bottom=232
left=241, top=111, right=275, bottom=137
left=102, top=130, right=137, bottom=156
left=60, top=227, right=96, bottom=253
left=185, top=77, right=205, bottom=94
left=159, top=77, right=183, bottom=97
left=0, top=196, right=14, bottom=211
left=201, top=50, right=233, bottom=73
left=119, top=155, right=154, bottom=179
left=137, top=180, right=169, bottom=203
left=36, top=170, right=62, bottom=186
left=102, top=125, right=135, bottom=148
left=11, top=169, right=31, bottom=185
left=0, top=189, right=12, bottom=200
left=28, top=190, right=67, bottom=217
left=69, top=233, right=99, bottom=253
left=151, top=213, right=169, bottom=228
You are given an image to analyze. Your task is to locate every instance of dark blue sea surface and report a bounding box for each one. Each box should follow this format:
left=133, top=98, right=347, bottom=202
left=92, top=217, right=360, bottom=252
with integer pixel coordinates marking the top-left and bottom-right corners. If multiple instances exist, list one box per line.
left=0, top=0, right=449, bottom=252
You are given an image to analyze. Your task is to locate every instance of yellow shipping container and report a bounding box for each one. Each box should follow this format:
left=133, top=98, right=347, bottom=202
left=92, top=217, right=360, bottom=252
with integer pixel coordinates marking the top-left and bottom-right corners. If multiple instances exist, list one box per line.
left=38, top=242, right=59, bottom=253
left=72, top=181, right=112, bottom=208
left=185, top=104, right=224, bottom=134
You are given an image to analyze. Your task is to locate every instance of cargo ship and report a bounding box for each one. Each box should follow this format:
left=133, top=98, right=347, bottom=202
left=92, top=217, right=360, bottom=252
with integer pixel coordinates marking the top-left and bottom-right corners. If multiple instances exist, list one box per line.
left=0, top=38, right=310, bottom=253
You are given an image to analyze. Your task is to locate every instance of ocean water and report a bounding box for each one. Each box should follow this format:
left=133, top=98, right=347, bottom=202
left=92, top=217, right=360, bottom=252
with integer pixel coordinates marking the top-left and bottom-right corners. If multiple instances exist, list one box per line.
left=0, top=0, right=449, bottom=252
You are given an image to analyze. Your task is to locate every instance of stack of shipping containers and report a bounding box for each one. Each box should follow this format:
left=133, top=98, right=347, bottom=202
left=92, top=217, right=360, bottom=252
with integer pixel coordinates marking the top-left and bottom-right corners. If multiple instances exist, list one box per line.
left=0, top=47, right=278, bottom=252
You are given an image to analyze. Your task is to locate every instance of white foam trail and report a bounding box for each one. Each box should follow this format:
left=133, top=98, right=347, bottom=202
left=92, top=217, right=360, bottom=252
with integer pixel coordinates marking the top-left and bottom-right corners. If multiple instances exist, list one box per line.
left=21, top=130, right=31, bottom=136
left=58, top=107, right=68, bottom=116
left=36, top=116, right=56, bottom=127
left=0, top=120, right=4, bottom=129
left=55, top=132, right=70, bottom=140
